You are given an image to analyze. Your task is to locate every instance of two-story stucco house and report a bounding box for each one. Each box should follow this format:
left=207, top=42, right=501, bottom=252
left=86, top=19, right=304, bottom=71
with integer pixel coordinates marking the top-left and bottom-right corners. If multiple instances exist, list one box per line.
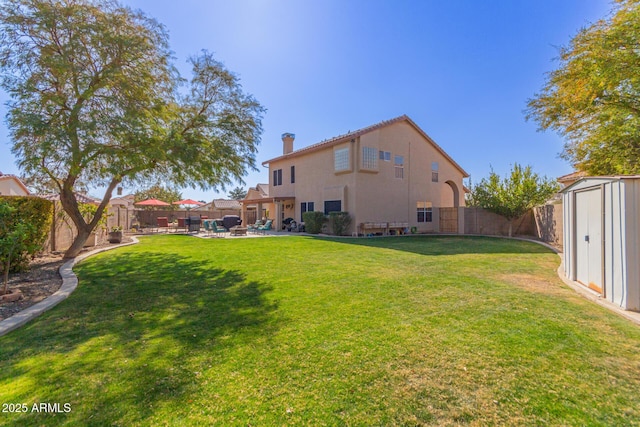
left=253, top=115, right=468, bottom=235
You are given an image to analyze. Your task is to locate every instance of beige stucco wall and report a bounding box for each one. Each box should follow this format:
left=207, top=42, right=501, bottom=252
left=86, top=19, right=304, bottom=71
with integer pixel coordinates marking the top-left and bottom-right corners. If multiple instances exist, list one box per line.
left=0, top=178, right=29, bottom=196
left=267, top=121, right=466, bottom=234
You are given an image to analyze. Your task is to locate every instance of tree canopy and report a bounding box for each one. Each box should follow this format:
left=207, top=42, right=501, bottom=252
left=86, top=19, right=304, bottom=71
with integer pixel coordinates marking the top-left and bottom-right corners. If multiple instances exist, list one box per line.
left=468, top=164, right=559, bottom=236
left=0, top=0, right=264, bottom=257
left=134, top=184, right=182, bottom=208
left=228, top=187, right=247, bottom=200
left=526, top=0, right=640, bottom=175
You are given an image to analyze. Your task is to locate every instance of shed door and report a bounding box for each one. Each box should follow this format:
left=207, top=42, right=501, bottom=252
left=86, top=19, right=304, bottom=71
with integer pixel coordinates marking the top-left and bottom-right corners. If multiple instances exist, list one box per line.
left=575, top=188, right=603, bottom=293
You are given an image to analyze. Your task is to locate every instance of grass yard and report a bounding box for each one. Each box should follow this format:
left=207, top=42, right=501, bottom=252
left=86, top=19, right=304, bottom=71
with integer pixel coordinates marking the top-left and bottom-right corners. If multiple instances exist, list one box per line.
left=1, top=235, right=640, bottom=426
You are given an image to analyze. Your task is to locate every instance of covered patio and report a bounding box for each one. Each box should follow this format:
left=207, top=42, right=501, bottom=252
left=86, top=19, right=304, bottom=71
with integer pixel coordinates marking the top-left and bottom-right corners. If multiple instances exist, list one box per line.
left=240, top=196, right=295, bottom=232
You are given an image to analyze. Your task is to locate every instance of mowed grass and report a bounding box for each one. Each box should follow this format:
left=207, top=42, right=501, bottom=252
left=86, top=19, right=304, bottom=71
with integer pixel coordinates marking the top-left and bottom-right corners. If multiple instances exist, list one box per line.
left=1, top=235, right=640, bottom=426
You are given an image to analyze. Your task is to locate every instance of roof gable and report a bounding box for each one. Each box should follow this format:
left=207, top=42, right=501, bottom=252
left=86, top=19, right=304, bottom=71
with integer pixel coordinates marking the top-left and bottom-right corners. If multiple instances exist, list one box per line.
left=0, top=174, right=30, bottom=195
left=262, top=115, right=468, bottom=177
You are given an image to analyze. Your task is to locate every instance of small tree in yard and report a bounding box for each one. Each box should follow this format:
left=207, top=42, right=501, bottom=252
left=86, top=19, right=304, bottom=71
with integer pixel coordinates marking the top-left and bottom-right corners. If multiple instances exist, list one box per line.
left=469, top=164, right=560, bottom=237
left=0, top=202, right=39, bottom=295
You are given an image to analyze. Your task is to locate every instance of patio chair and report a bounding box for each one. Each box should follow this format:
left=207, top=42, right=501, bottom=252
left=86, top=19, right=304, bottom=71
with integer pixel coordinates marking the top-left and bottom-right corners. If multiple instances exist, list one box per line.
left=177, top=218, right=187, bottom=232
left=257, top=219, right=272, bottom=234
left=202, top=219, right=212, bottom=235
left=211, top=221, right=227, bottom=236
left=247, top=219, right=263, bottom=233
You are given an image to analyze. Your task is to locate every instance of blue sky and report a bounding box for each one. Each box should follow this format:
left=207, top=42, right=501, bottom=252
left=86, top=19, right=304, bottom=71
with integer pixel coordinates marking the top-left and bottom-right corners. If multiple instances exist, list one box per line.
left=0, top=0, right=611, bottom=201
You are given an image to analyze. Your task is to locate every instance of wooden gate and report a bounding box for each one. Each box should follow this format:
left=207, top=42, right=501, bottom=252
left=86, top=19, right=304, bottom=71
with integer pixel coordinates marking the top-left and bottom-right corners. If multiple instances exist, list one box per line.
left=439, top=207, right=458, bottom=233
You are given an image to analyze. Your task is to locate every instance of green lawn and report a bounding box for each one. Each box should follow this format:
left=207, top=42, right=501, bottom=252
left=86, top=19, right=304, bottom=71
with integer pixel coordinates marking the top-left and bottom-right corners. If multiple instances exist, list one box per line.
left=1, top=235, right=640, bottom=426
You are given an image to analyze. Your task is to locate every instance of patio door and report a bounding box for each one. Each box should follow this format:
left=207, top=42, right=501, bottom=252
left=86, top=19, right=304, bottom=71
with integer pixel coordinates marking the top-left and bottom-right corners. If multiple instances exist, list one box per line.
left=575, top=188, right=603, bottom=293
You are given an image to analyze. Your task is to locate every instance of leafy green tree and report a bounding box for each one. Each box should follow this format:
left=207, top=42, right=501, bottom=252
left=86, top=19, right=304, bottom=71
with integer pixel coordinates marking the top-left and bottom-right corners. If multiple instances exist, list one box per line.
left=228, top=187, right=247, bottom=200
left=468, top=164, right=559, bottom=237
left=0, top=0, right=264, bottom=258
left=0, top=201, right=39, bottom=295
left=134, top=185, right=183, bottom=209
left=526, top=0, right=640, bottom=175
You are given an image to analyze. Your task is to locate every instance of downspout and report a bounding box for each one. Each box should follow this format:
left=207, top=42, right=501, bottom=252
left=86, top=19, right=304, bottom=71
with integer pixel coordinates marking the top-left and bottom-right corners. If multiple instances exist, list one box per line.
left=571, top=190, right=577, bottom=281
left=407, top=141, right=411, bottom=229
left=353, top=137, right=358, bottom=235
left=601, top=183, right=606, bottom=298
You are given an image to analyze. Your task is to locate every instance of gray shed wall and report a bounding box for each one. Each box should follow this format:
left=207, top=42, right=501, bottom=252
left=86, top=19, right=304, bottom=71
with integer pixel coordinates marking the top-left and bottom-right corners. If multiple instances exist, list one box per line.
left=563, top=177, right=640, bottom=311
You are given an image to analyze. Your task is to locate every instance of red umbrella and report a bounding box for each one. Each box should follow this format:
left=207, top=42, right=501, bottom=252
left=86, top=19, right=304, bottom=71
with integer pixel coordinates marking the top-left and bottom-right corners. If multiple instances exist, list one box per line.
left=135, top=198, right=170, bottom=206
left=172, top=199, right=205, bottom=207
left=172, top=199, right=205, bottom=223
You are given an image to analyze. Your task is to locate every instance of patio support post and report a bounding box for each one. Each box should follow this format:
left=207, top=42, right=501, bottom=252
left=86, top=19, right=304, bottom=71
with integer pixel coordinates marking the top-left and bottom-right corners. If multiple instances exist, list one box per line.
left=275, top=202, right=283, bottom=232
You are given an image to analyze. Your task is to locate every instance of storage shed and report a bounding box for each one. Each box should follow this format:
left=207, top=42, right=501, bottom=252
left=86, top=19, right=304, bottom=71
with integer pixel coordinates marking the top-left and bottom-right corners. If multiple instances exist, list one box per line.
left=561, top=176, right=640, bottom=311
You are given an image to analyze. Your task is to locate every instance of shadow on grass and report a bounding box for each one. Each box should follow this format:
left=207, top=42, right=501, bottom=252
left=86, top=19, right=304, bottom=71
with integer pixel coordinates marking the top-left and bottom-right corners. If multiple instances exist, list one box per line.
left=309, top=234, right=555, bottom=256
left=0, top=250, right=280, bottom=425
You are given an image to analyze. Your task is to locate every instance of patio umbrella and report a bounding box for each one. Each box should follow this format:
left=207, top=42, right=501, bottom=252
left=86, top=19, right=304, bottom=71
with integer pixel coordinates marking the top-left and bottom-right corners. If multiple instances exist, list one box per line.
left=172, top=199, right=205, bottom=219
left=172, top=199, right=205, bottom=207
left=135, top=198, right=171, bottom=207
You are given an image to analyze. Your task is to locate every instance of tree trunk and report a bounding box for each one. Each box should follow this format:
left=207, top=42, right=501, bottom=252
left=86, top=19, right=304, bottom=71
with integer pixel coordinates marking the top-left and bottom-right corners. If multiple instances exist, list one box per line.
left=65, top=226, right=93, bottom=259
left=59, top=177, right=121, bottom=259
left=508, top=220, right=513, bottom=237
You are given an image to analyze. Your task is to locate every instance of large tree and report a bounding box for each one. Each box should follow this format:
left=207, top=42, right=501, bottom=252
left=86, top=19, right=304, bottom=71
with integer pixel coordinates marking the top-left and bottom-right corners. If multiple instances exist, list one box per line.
left=468, top=164, right=559, bottom=237
left=0, top=0, right=264, bottom=258
left=527, top=0, right=640, bottom=175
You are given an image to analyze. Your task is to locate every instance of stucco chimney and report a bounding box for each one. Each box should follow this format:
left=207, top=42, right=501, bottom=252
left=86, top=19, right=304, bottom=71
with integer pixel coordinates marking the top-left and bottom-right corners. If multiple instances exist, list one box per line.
left=282, top=133, right=295, bottom=155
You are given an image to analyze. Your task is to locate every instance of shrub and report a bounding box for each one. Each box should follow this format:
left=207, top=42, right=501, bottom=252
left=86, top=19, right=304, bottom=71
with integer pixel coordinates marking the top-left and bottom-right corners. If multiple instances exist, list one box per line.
left=302, top=211, right=325, bottom=234
left=329, top=212, right=352, bottom=236
left=0, top=200, right=44, bottom=294
left=0, top=196, right=53, bottom=273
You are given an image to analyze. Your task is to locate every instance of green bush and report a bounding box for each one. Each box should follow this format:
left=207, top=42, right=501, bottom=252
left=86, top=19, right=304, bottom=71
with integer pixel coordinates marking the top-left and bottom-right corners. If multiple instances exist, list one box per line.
left=0, top=196, right=53, bottom=273
left=329, top=212, right=352, bottom=236
left=302, top=211, right=325, bottom=234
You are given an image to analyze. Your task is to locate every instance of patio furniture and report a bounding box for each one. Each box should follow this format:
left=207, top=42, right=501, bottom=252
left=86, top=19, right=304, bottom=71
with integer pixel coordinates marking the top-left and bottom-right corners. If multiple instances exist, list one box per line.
left=157, top=217, right=170, bottom=233
left=186, top=216, right=201, bottom=232
left=222, top=215, right=242, bottom=230
left=211, top=221, right=227, bottom=236
left=257, top=219, right=273, bottom=234
left=177, top=218, right=187, bottom=232
left=283, top=217, right=296, bottom=231
left=248, top=220, right=263, bottom=233
left=230, top=226, right=248, bottom=236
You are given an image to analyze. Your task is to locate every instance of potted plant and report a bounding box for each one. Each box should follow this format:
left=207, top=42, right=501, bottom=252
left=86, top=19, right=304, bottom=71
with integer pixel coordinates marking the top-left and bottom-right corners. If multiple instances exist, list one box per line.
left=108, top=226, right=123, bottom=243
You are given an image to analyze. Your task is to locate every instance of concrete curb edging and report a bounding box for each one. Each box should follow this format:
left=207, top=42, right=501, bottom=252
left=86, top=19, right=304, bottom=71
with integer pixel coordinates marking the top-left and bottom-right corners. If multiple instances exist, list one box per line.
left=0, top=237, right=139, bottom=337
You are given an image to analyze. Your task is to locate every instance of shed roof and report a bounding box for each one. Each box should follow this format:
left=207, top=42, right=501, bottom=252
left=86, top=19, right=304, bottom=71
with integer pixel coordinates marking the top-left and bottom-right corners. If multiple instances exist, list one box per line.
left=560, top=175, right=640, bottom=193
